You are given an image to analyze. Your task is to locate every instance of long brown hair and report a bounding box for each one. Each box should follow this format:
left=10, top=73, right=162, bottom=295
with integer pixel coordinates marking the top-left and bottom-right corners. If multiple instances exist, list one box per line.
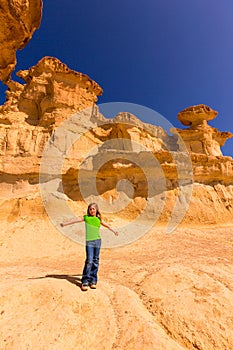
left=87, top=203, right=102, bottom=221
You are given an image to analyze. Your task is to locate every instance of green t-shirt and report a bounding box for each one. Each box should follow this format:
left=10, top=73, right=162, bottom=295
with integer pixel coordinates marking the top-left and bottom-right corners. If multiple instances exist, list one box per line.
left=83, top=215, right=101, bottom=241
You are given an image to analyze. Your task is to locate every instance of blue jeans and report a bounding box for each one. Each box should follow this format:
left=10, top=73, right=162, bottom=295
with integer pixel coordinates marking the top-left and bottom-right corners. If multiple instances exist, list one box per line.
left=81, top=239, right=101, bottom=285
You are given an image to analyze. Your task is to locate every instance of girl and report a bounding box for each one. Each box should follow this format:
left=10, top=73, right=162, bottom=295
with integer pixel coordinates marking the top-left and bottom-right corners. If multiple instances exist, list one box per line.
left=61, top=203, right=118, bottom=291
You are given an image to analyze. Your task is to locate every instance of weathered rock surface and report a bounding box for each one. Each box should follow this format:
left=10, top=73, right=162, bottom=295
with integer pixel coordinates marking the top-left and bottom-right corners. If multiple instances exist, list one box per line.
left=0, top=58, right=233, bottom=227
left=0, top=0, right=42, bottom=82
left=1, top=56, right=103, bottom=126
left=0, top=57, right=103, bottom=184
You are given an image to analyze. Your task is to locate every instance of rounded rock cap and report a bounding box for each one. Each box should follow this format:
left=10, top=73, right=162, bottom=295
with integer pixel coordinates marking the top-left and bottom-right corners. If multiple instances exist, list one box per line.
left=177, top=104, right=218, bottom=126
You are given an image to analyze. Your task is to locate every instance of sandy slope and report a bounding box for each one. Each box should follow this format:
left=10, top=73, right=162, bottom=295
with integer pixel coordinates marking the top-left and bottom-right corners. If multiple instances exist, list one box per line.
left=0, top=218, right=233, bottom=350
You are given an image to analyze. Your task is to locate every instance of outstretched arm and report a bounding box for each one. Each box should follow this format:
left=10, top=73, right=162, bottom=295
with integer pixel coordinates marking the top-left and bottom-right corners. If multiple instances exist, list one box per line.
left=60, top=217, right=84, bottom=227
left=101, top=221, right=118, bottom=236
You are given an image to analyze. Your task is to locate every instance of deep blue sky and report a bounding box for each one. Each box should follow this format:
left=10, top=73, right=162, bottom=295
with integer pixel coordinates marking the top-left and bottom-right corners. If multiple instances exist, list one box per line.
left=1, top=0, right=233, bottom=156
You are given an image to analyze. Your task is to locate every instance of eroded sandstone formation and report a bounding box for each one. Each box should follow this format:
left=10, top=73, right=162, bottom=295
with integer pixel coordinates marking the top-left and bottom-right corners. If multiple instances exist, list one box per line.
left=0, top=0, right=43, bottom=82
left=1, top=56, right=103, bottom=126
left=0, top=57, right=103, bottom=191
left=0, top=57, right=233, bottom=226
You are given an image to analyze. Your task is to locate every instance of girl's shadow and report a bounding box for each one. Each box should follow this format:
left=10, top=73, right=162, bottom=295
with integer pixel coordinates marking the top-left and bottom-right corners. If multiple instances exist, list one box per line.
left=29, top=274, right=82, bottom=288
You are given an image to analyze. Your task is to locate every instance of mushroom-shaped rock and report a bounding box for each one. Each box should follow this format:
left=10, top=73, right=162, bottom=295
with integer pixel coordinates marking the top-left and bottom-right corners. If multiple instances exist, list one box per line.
left=175, top=104, right=233, bottom=156
left=177, top=104, right=218, bottom=127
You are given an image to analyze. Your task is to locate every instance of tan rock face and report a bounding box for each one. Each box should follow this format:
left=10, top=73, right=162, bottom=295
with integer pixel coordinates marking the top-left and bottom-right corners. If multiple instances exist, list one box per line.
left=17, top=56, right=103, bottom=126
left=0, top=57, right=104, bottom=207
left=0, top=0, right=42, bottom=82
left=0, top=58, right=233, bottom=227
left=1, top=57, right=103, bottom=126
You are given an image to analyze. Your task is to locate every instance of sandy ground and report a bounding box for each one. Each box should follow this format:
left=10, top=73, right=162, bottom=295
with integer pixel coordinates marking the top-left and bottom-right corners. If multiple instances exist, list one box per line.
left=0, top=217, right=233, bottom=350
